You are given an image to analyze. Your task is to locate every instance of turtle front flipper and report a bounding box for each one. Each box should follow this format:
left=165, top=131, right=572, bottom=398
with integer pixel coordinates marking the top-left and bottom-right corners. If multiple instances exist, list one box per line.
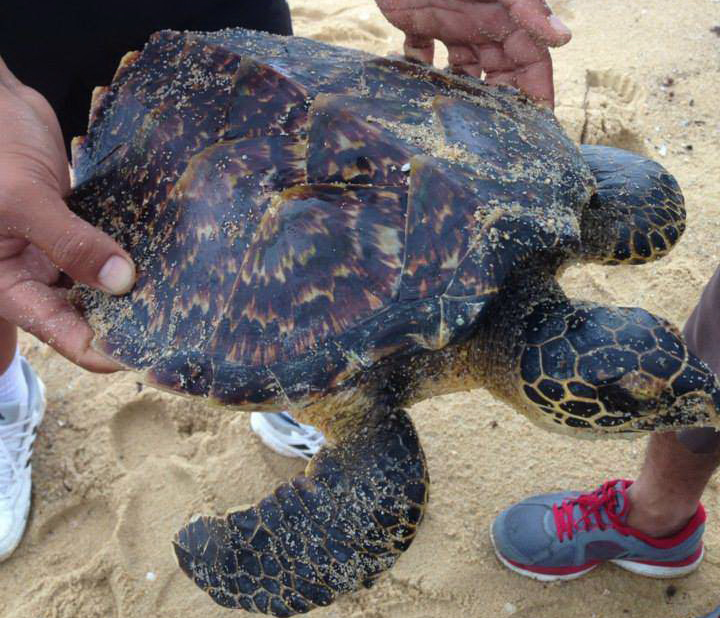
left=480, top=273, right=720, bottom=436
left=173, top=409, right=428, bottom=615
left=579, top=145, right=686, bottom=265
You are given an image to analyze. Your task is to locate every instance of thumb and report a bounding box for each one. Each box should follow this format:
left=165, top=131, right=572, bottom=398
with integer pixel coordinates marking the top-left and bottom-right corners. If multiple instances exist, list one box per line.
left=17, top=189, right=136, bottom=295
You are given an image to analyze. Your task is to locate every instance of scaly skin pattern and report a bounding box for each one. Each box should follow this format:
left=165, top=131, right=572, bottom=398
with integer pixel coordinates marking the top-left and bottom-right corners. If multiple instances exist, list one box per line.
left=469, top=272, right=720, bottom=436
left=579, top=145, right=686, bottom=265
left=516, top=300, right=720, bottom=434
left=173, top=410, right=428, bottom=616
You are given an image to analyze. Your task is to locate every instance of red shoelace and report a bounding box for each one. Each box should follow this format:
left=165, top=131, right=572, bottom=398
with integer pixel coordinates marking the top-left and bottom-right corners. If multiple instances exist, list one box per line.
left=553, top=480, right=631, bottom=542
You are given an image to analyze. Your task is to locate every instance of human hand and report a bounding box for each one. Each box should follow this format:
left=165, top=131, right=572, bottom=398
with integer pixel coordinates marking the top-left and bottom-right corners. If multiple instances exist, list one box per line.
left=0, top=57, right=135, bottom=372
left=375, top=0, right=572, bottom=107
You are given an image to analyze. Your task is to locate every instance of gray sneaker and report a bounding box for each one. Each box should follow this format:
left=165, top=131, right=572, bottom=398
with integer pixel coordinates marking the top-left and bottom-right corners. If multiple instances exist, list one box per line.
left=491, top=479, right=705, bottom=582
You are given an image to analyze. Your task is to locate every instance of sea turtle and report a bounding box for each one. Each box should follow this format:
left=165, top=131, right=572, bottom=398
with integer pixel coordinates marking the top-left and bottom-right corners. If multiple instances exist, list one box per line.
left=68, top=28, right=720, bottom=616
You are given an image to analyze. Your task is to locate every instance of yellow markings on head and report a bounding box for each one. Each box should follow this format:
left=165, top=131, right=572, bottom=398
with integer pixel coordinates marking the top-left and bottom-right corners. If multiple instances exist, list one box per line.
left=193, top=221, right=219, bottom=243
left=325, top=160, right=340, bottom=177
left=618, top=370, right=667, bottom=401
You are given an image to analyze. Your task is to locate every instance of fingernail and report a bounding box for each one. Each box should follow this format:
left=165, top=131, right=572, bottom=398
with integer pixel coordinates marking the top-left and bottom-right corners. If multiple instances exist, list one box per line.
left=98, top=255, right=135, bottom=294
left=548, top=15, right=572, bottom=39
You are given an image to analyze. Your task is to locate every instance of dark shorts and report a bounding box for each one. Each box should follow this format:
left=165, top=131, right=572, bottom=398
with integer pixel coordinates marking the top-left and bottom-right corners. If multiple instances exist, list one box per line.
left=679, top=264, right=720, bottom=451
left=684, top=264, right=720, bottom=376
left=1, top=0, right=292, bottom=148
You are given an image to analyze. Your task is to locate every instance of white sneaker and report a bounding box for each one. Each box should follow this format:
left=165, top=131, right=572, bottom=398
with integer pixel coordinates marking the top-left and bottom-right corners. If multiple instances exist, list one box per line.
left=0, top=358, right=45, bottom=561
left=249, top=412, right=325, bottom=460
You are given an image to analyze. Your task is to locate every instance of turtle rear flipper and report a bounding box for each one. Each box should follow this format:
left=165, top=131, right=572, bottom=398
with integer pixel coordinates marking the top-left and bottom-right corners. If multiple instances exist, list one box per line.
left=173, top=409, right=428, bottom=615
left=579, top=145, right=686, bottom=265
left=481, top=273, right=720, bottom=435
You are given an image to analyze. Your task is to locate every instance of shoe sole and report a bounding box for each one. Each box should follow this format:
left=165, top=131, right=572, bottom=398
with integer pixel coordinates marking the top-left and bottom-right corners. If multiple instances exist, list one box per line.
left=611, top=545, right=704, bottom=578
left=489, top=527, right=704, bottom=582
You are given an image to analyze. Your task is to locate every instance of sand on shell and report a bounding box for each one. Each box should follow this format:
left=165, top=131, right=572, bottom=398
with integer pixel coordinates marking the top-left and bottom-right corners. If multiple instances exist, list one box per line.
left=2, top=0, right=720, bottom=616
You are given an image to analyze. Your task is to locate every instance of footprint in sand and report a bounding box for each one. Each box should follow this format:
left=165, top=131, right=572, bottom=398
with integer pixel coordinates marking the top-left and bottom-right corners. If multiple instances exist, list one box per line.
left=110, top=397, right=186, bottom=469
left=332, top=579, right=465, bottom=618
left=581, top=69, right=646, bottom=153
left=10, top=574, right=119, bottom=618
left=31, top=499, right=116, bottom=571
left=115, top=458, right=200, bottom=607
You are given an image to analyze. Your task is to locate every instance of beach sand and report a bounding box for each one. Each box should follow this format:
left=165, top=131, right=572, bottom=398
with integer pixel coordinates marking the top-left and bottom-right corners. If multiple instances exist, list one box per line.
left=1, top=0, right=719, bottom=616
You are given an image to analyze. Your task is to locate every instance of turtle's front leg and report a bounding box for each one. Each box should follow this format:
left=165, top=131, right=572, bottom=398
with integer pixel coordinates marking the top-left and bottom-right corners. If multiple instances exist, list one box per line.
left=480, top=274, right=720, bottom=436
left=173, top=407, right=428, bottom=616
left=579, top=145, right=686, bottom=265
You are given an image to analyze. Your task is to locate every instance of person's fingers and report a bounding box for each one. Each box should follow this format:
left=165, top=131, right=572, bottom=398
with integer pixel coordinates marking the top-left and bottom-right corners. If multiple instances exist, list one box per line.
left=1, top=277, right=122, bottom=372
left=513, top=55, right=554, bottom=108
left=448, top=32, right=554, bottom=107
left=486, top=55, right=554, bottom=108
left=500, top=28, right=555, bottom=106
left=446, top=44, right=476, bottom=68
left=446, top=45, right=481, bottom=77
left=499, top=0, right=572, bottom=46
left=502, top=27, right=547, bottom=65
left=485, top=69, right=518, bottom=90
left=379, top=0, right=516, bottom=42
left=447, top=44, right=502, bottom=78
left=404, top=33, right=435, bottom=64
left=5, top=186, right=136, bottom=295
left=0, top=243, right=59, bottom=287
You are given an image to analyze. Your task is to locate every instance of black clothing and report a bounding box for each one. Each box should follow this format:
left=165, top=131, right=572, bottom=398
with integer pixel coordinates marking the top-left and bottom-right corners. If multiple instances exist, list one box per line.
left=1, top=0, right=292, bottom=148
left=678, top=264, right=720, bottom=454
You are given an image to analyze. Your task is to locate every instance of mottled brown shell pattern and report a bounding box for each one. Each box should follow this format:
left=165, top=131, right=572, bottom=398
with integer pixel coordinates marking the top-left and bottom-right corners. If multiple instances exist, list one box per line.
left=68, top=28, right=594, bottom=406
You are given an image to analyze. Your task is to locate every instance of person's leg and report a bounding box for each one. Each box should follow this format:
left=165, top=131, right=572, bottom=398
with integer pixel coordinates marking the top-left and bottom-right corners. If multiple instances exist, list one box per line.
left=0, top=317, right=45, bottom=560
left=0, top=319, right=17, bottom=374
left=626, top=431, right=720, bottom=536
left=627, top=266, right=720, bottom=536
